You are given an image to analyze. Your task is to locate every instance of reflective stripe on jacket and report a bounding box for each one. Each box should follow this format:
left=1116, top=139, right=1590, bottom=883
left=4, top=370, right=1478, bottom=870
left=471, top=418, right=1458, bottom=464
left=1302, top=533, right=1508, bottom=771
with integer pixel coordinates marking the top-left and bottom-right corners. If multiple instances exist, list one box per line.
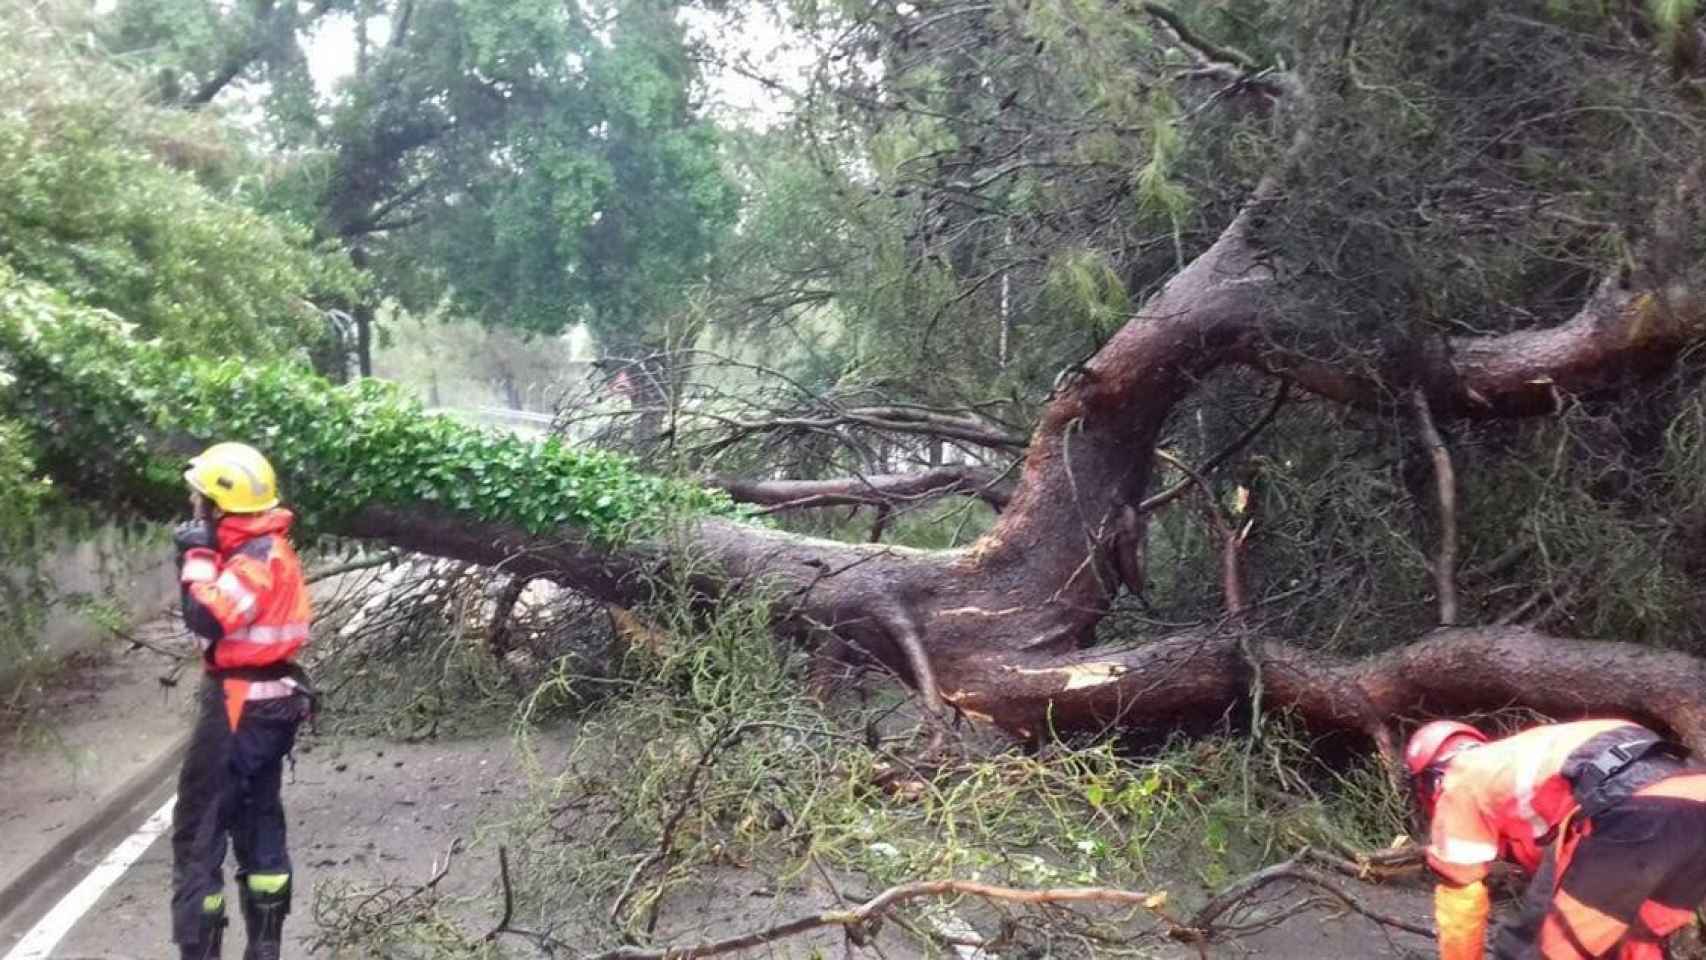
left=1426, top=719, right=1646, bottom=884
left=179, top=509, right=311, bottom=683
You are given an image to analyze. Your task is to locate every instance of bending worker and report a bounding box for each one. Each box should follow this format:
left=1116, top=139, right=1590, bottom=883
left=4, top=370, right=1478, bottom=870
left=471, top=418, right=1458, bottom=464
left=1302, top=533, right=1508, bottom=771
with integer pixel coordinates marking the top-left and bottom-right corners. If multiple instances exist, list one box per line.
left=1407, top=717, right=1706, bottom=959
left=171, top=442, right=314, bottom=960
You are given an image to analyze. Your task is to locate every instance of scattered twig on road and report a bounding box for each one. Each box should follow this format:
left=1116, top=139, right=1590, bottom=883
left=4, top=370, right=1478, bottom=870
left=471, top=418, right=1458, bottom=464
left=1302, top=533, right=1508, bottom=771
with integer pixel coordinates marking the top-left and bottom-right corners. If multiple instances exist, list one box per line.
left=1306, top=841, right=1426, bottom=881
left=581, top=878, right=1178, bottom=960
left=607, top=718, right=755, bottom=930
left=481, top=841, right=1431, bottom=959
left=101, top=623, right=191, bottom=662
left=1181, top=847, right=1435, bottom=944
left=483, top=845, right=576, bottom=952
left=308, top=838, right=463, bottom=951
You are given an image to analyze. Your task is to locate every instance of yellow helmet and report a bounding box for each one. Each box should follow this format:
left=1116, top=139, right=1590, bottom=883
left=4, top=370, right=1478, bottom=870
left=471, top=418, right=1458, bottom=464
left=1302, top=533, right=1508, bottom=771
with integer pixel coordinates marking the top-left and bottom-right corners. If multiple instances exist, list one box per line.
left=184, top=442, right=279, bottom=513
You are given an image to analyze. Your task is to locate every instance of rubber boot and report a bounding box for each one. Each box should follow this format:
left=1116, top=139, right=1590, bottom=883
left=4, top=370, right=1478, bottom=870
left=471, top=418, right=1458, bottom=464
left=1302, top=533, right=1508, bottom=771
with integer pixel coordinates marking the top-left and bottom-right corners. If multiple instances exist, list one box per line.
left=239, top=882, right=289, bottom=960
left=179, top=900, right=226, bottom=960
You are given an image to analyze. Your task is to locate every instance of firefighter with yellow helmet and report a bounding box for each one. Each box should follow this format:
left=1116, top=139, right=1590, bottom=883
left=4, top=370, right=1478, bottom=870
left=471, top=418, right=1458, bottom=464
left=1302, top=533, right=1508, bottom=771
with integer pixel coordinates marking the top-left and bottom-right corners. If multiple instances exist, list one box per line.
left=170, top=442, right=313, bottom=960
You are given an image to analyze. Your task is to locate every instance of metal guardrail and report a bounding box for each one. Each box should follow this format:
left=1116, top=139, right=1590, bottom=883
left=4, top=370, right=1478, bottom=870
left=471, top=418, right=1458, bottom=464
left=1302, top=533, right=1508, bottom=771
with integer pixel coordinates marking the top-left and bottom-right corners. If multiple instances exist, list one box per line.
left=426, top=406, right=555, bottom=433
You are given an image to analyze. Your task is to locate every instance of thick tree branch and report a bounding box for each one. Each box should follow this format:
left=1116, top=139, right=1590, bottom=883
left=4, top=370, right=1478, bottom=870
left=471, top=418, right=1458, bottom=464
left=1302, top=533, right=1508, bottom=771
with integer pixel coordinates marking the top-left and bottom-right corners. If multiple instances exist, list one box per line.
left=180, top=0, right=338, bottom=106
left=941, top=625, right=1706, bottom=751
left=1238, top=278, right=1704, bottom=418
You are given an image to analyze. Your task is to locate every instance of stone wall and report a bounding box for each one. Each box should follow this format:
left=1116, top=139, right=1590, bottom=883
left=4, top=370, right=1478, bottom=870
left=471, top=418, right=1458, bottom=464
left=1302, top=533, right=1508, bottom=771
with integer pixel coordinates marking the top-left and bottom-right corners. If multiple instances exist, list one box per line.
left=2, top=524, right=179, bottom=685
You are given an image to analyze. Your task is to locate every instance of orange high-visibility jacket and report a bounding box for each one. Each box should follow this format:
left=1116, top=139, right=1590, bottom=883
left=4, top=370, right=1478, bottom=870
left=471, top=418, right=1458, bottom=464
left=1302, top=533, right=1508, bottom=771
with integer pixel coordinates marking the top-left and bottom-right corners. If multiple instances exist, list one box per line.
left=1425, top=719, right=1652, bottom=960
left=179, top=509, right=311, bottom=709
left=1426, top=719, right=1643, bottom=884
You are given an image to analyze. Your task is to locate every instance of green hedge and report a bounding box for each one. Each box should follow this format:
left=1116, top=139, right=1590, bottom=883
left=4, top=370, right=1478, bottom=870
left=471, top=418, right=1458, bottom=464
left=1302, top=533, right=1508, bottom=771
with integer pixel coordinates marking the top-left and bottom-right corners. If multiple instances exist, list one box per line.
left=1, top=266, right=742, bottom=544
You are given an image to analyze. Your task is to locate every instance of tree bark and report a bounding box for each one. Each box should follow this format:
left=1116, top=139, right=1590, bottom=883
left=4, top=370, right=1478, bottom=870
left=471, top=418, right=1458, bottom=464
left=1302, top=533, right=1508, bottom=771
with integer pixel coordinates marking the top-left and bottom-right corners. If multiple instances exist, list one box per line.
left=355, top=302, right=374, bottom=379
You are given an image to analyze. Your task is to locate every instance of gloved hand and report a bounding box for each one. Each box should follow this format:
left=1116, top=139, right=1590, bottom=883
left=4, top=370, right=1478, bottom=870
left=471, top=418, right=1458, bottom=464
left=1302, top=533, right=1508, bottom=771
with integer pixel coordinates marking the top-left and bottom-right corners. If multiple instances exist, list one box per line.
left=173, top=520, right=216, bottom=555
left=1435, top=879, right=1491, bottom=960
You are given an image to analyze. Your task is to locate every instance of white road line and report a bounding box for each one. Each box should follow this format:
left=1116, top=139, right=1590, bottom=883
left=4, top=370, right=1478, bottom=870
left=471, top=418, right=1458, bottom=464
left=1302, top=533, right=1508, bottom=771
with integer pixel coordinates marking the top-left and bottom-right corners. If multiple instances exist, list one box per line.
left=3, top=795, right=176, bottom=960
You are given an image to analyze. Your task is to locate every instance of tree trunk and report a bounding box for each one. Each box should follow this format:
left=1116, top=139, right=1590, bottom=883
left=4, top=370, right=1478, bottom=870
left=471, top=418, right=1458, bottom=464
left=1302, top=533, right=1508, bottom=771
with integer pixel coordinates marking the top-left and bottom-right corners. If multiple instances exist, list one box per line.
left=21, top=148, right=1705, bottom=759
left=355, top=302, right=374, bottom=379
left=323, top=158, right=1706, bottom=749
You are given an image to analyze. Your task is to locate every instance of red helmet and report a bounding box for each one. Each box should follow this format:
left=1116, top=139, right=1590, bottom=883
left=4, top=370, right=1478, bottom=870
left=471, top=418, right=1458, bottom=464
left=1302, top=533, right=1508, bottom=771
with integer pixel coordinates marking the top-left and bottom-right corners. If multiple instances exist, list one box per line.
left=1405, top=720, right=1488, bottom=776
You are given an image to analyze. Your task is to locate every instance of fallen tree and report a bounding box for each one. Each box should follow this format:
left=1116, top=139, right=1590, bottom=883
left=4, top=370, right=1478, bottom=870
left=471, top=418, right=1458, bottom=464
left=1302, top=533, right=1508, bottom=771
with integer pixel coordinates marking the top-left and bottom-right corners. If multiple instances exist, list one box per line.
left=293, top=197, right=1706, bottom=752
left=6, top=2, right=1706, bottom=760
left=7, top=159, right=1706, bottom=758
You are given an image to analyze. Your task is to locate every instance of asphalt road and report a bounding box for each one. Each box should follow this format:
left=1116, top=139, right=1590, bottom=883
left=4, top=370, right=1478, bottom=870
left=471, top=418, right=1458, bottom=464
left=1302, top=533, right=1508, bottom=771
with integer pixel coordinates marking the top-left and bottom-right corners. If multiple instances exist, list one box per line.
left=1, top=723, right=530, bottom=960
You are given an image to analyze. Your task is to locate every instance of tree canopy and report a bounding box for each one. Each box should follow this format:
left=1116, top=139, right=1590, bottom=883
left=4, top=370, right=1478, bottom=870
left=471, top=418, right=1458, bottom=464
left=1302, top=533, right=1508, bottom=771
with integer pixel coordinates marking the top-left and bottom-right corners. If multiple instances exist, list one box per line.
left=0, top=7, right=360, bottom=359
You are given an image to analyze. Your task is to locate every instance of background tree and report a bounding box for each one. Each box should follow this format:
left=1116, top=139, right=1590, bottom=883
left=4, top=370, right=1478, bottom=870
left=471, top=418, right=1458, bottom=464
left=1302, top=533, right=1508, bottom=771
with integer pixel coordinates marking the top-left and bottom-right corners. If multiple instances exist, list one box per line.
left=106, top=0, right=740, bottom=375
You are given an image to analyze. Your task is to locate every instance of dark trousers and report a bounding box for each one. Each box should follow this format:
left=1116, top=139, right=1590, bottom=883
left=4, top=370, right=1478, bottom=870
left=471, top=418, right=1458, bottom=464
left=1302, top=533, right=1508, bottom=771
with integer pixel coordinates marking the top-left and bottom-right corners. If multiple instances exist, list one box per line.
left=1493, top=844, right=1561, bottom=960
left=170, top=676, right=303, bottom=945
left=1493, top=773, right=1706, bottom=959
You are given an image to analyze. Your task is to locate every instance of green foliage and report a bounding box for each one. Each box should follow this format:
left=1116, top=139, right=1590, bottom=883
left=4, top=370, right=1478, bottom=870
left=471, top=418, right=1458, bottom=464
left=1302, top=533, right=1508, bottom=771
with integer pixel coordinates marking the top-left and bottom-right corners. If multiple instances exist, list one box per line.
left=1649, top=0, right=1699, bottom=36
left=105, top=0, right=740, bottom=347
left=1041, top=248, right=1131, bottom=344
left=0, top=1, right=361, bottom=358
left=0, top=422, right=46, bottom=555
left=1133, top=91, right=1193, bottom=235
left=0, top=421, right=51, bottom=702
left=0, top=265, right=741, bottom=543
left=491, top=590, right=1407, bottom=954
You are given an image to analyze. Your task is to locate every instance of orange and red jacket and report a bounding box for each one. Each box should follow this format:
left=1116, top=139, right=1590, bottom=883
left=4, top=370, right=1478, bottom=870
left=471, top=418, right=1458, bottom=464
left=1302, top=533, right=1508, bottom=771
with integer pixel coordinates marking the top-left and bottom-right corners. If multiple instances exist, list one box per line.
left=179, top=509, right=311, bottom=681
left=1424, top=719, right=1651, bottom=960
left=1426, top=719, right=1644, bottom=884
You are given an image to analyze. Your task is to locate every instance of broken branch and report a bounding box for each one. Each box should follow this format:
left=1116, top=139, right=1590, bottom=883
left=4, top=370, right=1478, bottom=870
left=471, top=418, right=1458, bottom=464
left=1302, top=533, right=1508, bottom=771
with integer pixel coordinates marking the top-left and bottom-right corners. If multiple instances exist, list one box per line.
left=1141, top=2, right=1261, bottom=72
left=1410, top=386, right=1459, bottom=626
left=1184, top=849, right=1434, bottom=942
left=582, top=878, right=1175, bottom=960
left=1138, top=382, right=1289, bottom=515
left=716, top=466, right=1015, bottom=514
